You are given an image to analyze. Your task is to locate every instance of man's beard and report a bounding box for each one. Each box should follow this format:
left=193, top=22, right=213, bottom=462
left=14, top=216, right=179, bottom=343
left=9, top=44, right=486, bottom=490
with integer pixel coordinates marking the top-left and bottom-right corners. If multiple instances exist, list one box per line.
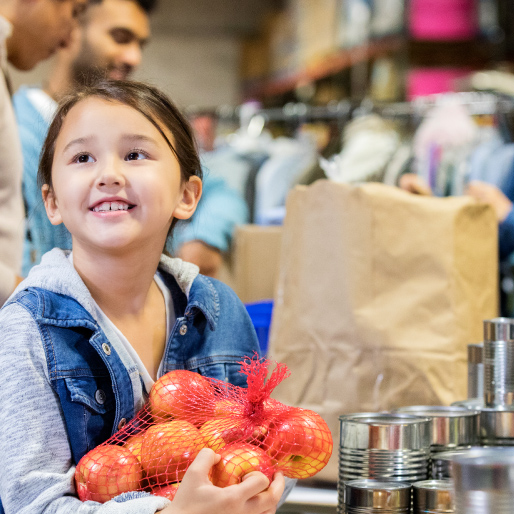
left=71, top=59, right=108, bottom=87
left=70, top=46, right=133, bottom=86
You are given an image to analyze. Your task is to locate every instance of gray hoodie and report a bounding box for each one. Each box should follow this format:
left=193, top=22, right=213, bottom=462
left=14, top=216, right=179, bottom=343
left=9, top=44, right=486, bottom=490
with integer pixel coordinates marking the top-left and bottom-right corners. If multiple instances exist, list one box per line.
left=0, top=249, right=295, bottom=513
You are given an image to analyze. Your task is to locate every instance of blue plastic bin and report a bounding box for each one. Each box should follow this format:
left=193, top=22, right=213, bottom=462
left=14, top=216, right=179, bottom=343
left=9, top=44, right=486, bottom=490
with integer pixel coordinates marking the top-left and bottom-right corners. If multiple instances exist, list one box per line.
left=245, top=300, right=273, bottom=355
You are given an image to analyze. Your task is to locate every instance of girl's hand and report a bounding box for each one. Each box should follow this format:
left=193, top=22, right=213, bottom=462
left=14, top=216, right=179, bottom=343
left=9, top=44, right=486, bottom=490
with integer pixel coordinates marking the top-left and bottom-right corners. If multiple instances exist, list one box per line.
left=158, top=448, right=285, bottom=514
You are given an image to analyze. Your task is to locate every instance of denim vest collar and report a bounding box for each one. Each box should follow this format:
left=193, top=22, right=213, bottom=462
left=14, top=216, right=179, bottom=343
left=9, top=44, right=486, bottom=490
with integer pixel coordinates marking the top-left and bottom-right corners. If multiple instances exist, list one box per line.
left=27, top=271, right=220, bottom=331
left=183, top=274, right=220, bottom=330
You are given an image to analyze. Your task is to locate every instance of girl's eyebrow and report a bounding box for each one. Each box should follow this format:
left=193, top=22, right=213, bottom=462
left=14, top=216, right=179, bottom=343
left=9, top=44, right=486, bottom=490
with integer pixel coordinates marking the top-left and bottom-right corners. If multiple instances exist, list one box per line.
left=62, top=136, right=95, bottom=154
left=121, top=134, right=159, bottom=146
left=61, top=134, right=160, bottom=154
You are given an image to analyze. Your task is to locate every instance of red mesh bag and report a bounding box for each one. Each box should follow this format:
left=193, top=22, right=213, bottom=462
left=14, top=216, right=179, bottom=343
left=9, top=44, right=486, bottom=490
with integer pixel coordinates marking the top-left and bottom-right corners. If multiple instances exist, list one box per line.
left=74, top=355, right=333, bottom=503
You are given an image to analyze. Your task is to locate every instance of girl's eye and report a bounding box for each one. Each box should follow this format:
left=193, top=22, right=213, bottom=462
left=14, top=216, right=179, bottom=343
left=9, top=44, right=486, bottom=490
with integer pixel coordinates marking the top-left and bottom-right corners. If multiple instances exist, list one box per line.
left=126, top=151, right=148, bottom=161
left=73, top=153, right=94, bottom=164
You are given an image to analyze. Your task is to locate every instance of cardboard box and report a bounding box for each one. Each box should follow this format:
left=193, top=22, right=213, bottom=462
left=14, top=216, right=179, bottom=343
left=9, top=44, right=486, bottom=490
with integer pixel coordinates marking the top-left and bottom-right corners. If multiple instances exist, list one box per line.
left=231, top=225, right=283, bottom=304
left=294, top=0, right=340, bottom=67
left=268, top=8, right=299, bottom=76
left=240, top=35, right=271, bottom=82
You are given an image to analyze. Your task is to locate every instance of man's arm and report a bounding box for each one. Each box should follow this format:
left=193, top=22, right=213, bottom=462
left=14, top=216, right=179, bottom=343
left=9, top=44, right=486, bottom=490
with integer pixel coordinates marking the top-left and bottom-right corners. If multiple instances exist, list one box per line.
left=173, top=174, right=248, bottom=276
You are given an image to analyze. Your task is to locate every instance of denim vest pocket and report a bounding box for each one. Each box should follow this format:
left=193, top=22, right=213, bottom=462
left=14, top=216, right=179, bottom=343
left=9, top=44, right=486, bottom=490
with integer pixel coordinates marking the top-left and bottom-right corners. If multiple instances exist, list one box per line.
left=64, top=377, right=115, bottom=414
left=58, top=375, right=116, bottom=464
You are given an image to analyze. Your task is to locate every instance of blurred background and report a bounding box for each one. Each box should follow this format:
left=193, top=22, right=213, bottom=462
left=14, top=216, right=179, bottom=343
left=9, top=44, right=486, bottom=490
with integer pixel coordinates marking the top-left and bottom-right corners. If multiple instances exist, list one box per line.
left=14, top=0, right=514, bottom=314
left=10, top=0, right=514, bottom=109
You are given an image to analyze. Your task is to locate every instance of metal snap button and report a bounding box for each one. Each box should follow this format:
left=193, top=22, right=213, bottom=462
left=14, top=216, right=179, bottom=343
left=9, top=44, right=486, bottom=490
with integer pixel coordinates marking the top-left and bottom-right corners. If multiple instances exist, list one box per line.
left=179, top=324, right=188, bottom=336
left=118, top=418, right=127, bottom=430
left=95, top=389, right=106, bottom=405
left=102, top=343, right=111, bottom=355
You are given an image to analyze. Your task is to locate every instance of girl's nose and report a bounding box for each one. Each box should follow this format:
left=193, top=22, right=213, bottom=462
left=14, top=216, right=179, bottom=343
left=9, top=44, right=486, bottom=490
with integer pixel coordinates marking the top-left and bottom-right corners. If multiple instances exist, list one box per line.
left=95, top=159, right=126, bottom=187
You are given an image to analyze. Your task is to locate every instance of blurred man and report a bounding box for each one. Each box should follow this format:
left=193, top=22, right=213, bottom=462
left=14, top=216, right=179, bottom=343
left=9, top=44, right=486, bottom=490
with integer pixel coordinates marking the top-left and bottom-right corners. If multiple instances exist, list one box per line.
left=13, top=0, right=153, bottom=276
left=0, top=0, right=83, bottom=306
left=175, top=111, right=249, bottom=278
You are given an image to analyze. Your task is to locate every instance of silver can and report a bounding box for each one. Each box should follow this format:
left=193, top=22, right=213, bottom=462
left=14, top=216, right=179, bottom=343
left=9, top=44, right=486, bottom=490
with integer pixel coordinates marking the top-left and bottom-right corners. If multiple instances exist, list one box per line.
left=480, top=408, right=514, bottom=446
left=468, top=343, right=484, bottom=399
left=345, top=479, right=411, bottom=513
left=483, top=318, right=514, bottom=408
left=393, top=406, right=479, bottom=451
left=413, top=479, right=454, bottom=513
left=338, top=413, right=430, bottom=512
left=452, top=447, right=514, bottom=514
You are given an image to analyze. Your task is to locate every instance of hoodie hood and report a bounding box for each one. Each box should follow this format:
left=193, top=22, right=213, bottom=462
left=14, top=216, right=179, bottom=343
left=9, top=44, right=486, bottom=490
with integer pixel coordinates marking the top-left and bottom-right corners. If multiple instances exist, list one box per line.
left=14, top=248, right=200, bottom=318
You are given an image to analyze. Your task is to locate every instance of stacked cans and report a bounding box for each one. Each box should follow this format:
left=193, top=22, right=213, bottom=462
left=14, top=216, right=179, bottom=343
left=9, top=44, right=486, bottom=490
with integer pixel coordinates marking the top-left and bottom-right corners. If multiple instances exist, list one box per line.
left=337, top=318, right=514, bottom=513
left=436, top=319, right=514, bottom=513
left=451, top=447, right=514, bottom=514
left=338, top=413, right=431, bottom=512
left=481, top=318, right=514, bottom=445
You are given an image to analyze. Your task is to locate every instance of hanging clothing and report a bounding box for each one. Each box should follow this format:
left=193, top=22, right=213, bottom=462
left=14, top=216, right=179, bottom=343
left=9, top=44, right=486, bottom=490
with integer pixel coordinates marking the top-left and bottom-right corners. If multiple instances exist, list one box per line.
left=320, top=114, right=401, bottom=184
left=254, top=134, right=318, bottom=225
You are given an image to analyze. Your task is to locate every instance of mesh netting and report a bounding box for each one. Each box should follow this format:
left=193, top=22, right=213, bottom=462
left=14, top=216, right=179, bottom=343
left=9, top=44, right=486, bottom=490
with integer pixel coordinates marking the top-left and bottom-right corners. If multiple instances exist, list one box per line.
left=75, top=356, right=333, bottom=503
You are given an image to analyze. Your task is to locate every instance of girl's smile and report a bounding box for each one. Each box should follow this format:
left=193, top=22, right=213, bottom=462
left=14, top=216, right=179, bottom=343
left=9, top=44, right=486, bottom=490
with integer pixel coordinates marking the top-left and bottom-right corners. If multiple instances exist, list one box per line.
left=89, top=196, right=136, bottom=214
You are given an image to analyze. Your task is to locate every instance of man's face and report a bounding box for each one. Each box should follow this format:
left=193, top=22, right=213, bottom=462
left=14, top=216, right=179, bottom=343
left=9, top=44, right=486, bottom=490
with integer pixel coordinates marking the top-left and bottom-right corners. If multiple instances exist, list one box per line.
left=71, top=0, right=150, bottom=85
left=8, top=0, right=86, bottom=71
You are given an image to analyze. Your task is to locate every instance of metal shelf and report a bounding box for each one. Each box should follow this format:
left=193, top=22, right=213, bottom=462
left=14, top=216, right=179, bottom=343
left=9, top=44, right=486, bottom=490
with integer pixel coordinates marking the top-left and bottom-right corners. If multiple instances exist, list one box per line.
left=278, top=484, right=338, bottom=514
left=242, top=35, right=405, bottom=100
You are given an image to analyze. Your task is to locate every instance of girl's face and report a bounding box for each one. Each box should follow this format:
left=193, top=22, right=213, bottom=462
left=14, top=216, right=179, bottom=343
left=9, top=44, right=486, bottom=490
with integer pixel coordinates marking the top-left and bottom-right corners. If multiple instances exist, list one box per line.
left=44, top=97, right=201, bottom=255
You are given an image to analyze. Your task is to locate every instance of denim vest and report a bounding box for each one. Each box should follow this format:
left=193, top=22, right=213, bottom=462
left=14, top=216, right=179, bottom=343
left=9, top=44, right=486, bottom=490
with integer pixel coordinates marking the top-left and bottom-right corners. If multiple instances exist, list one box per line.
left=0, top=273, right=259, bottom=512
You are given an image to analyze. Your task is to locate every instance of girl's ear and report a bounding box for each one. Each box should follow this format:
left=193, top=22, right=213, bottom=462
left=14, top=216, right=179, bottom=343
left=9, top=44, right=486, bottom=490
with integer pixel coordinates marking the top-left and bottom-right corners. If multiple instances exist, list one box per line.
left=42, top=184, right=64, bottom=226
left=173, top=176, right=202, bottom=220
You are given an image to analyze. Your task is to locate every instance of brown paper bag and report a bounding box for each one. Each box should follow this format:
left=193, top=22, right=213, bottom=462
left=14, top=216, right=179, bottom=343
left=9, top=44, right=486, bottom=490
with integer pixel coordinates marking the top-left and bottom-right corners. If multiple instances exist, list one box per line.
left=268, top=180, right=499, bottom=482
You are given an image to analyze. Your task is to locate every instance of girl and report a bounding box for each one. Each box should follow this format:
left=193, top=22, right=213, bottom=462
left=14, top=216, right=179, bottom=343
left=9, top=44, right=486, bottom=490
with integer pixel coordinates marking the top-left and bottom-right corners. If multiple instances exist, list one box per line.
left=0, top=80, right=285, bottom=513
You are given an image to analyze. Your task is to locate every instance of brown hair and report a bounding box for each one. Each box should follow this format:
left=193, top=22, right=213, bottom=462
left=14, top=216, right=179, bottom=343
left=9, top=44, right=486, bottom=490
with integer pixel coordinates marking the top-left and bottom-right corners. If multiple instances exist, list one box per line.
left=38, top=79, right=202, bottom=238
left=80, top=0, right=158, bottom=19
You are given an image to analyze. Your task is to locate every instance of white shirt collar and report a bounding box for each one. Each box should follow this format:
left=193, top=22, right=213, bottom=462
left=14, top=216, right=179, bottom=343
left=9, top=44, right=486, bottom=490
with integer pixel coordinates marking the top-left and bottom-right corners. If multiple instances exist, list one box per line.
left=25, top=88, right=57, bottom=124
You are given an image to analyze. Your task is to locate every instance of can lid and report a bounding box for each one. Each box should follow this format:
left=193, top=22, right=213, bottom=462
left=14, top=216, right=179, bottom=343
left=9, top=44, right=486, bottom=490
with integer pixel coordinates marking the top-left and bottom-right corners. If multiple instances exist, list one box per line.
left=345, top=480, right=411, bottom=508
left=339, top=412, right=431, bottom=424
left=432, top=449, right=474, bottom=463
left=451, top=398, right=484, bottom=410
left=339, top=412, right=431, bottom=450
left=394, top=405, right=479, bottom=418
left=484, top=318, right=514, bottom=342
left=452, top=448, right=514, bottom=491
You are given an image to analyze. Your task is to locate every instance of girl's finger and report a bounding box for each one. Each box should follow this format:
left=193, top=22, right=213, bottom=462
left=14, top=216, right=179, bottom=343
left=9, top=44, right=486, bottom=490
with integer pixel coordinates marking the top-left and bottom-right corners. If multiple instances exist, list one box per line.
left=235, top=471, right=271, bottom=497
left=267, top=471, right=286, bottom=503
left=183, top=448, right=220, bottom=480
left=245, top=472, right=285, bottom=514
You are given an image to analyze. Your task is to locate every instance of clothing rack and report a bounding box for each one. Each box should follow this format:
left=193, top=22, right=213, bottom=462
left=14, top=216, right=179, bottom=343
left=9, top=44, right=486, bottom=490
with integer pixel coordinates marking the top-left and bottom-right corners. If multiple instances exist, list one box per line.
left=203, top=91, right=514, bottom=129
